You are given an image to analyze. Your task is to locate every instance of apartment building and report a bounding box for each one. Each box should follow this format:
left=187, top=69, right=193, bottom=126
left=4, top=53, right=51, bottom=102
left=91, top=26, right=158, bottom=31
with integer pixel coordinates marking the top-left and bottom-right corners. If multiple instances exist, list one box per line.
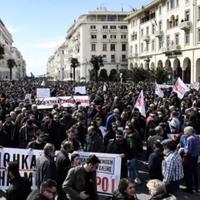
left=0, top=19, right=26, bottom=80
left=47, top=7, right=129, bottom=81
left=126, top=0, right=200, bottom=83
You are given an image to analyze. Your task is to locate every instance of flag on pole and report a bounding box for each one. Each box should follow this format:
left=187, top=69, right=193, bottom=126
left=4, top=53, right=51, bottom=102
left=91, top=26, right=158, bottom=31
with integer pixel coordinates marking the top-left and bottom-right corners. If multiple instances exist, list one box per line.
left=134, top=90, right=146, bottom=117
left=173, top=77, right=190, bottom=99
left=41, top=80, right=45, bottom=86
left=103, top=83, right=107, bottom=92
left=155, top=83, right=164, bottom=97
left=190, top=82, right=200, bottom=91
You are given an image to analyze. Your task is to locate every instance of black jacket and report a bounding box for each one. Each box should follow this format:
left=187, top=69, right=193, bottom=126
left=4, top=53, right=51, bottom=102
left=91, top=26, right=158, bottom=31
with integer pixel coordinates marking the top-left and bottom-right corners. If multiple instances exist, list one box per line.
left=6, top=176, right=31, bottom=200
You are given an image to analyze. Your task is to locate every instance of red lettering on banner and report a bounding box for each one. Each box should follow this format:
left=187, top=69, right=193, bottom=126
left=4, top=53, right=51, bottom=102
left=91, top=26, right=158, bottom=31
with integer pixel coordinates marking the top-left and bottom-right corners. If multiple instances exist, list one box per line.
left=102, top=177, right=108, bottom=192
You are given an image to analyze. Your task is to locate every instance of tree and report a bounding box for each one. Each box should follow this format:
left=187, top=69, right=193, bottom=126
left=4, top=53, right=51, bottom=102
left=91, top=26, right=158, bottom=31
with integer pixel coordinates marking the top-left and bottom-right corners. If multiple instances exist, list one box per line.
left=0, top=45, right=4, bottom=60
left=90, top=55, right=104, bottom=82
left=150, top=67, right=168, bottom=84
left=70, top=58, right=79, bottom=81
left=7, top=58, right=16, bottom=80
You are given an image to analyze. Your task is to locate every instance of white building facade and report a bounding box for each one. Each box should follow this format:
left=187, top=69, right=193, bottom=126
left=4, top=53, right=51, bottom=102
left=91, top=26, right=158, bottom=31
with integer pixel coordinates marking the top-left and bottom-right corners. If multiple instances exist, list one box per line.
left=0, top=19, right=26, bottom=80
left=126, top=0, right=200, bottom=83
left=47, top=8, right=129, bottom=81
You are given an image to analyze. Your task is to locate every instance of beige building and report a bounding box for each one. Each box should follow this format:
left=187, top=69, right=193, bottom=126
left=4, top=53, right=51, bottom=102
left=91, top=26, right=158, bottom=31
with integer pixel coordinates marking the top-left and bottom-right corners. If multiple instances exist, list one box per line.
left=126, top=0, right=200, bottom=83
left=47, top=7, right=130, bottom=81
left=0, top=19, right=26, bottom=80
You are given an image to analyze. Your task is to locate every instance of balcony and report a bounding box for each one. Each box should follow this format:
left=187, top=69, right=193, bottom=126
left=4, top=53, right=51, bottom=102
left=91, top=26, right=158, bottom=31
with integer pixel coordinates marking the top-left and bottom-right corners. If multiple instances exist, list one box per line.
left=120, top=29, right=128, bottom=33
left=155, top=30, right=164, bottom=37
left=180, top=21, right=192, bottom=31
left=90, top=29, right=97, bottom=32
left=120, top=59, right=128, bottom=65
left=101, top=29, right=109, bottom=33
left=129, top=53, right=138, bottom=58
left=110, top=38, right=117, bottom=43
left=90, top=38, right=97, bottom=43
left=143, top=35, right=150, bottom=42
left=170, top=44, right=181, bottom=51
left=110, top=29, right=117, bottom=32
left=101, top=39, right=110, bottom=43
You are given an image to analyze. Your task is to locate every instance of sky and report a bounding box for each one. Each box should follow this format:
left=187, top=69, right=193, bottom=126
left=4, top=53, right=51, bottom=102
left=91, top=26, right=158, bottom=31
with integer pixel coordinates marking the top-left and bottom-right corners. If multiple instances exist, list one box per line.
left=0, top=0, right=150, bottom=76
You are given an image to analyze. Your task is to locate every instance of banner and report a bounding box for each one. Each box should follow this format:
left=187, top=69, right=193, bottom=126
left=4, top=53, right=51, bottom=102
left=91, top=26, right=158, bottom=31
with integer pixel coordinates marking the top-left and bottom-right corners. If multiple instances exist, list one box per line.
left=0, top=148, right=121, bottom=195
left=0, top=148, right=42, bottom=191
left=36, top=96, right=90, bottom=109
left=134, top=90, right=146, bottom=117
left=74, top=86, right=86, bottom=94
left=155, top=83, right=164, bottom=98
left=77, top=151, right=121, bottom=195
left=36, top=88, right=50, bottom=98
left=173, top=77, right=190, bottom=99
left=190, top=82, right=200, bottom=91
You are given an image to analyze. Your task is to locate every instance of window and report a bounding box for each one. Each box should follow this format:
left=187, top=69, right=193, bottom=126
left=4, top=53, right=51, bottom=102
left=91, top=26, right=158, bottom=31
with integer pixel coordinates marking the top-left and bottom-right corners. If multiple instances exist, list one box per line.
left=110, top=44, right=115, bottom=51
left=91, top=44, right=96, bottom=51
left=120, top=25, right=127, bottom=29
left=159, top=21, right=162, bottom=31
left=110, top=25, right=116, bottom=29
left=102, top=44, right=107, bottom=51
left=122, top=55, right=126, bottom=61
left=130, top=46, right=133, bottom=54
left=166, top=35, right=170, bottom=47
left=146, top=42, right=149, bottom=52
left=159, top=6, right=162, bottom=15
left=111, top=55, right=115, bottom=62
left=175, top=33, right=179, bottom=45
left=121, top=35, right=126, bottom=39
left=141, top=43, right=144, bottom=52
left=170, top=0, right=175, bottom=9
left=159, top=37, right=163, bottom=49
left=90, top=25, right=96, bottom=29
left=146, top=27, right=149, bottom=35
left=141, top=29, right=144, bottom=36
left=102, top=55, right=107, bottom=63
left=152, top=40, right=155, bottom=51
left=122, top=44, right=126, bottom=51
left=198, top=28, right=200, bottom=42
left=185, top=31, right=190, bottom=45
left=91, top=35, right=97, bottom=39
left=167, top=2, right=170, bottom=11
left=185, top=10, right=190, bottom=21
left=102, top=35, right=107, bottom=39
left=102, top=25, right=108, bottom=29
left=198, top=6, right=200, bottom=20
left=110, top=35, right=116, bottom=39
left=152, top=24, right=155, bottom=34
left=135, top=44, right=138, bottom=53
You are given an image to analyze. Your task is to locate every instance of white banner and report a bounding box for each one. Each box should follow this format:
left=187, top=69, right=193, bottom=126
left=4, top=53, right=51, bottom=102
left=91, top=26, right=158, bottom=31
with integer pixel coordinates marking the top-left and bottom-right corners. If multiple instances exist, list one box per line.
left=135, top=90, right=146, bottom=117
left=0, top=148, right=42, bottom=191
left=74, top=86, right=86, bottom=94
left=36, top=88, right=50, bottom=98
left=36, top=96, right=90, bottom=109
left=0, top=148, right=121, bottom=195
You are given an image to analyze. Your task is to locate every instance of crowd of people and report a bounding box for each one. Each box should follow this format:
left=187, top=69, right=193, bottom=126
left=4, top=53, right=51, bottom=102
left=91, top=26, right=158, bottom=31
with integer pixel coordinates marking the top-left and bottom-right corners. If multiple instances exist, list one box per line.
left=0, top=79, right=200, bottom=200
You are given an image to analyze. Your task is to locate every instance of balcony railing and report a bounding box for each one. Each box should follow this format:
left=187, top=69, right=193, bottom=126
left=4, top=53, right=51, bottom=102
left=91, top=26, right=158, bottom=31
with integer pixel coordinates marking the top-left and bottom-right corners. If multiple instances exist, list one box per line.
left=170, top=44, right=181, bottom=51
left=101, top=39, right=110, bottom=43
left=110, top=38, right=117, bottom=43
left=110, top=29, right=117, bottom=32
left=155, top=30, right=164, bottom=37
left=90, top=29, right=97, bottom=32
left=90, top=38, right=97, bottom=42
left=143, top=35, right=150, bottom=42
left=180, top=21, right=192, bottom=31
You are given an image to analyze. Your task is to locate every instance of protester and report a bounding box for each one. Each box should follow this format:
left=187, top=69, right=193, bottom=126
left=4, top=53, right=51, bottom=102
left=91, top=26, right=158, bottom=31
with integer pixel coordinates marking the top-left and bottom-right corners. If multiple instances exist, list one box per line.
left=178, top=126, right=200, bottom=193
left=6, top=161, right=31, bottom=200
left=56, top=141, right=73, bottom=200
left=71, top=153, right=81, bottom=167
left=36, top=143, right=56, bottom=188
left=147, top=179, right=176, bottom=200
left=27, top=179, right=57, bottom=200
left=161, top=139, right=184, bottom=194
left=27, top=129, right=46, bottom=149
left=62, top=154, right=100, bottom=200
left=112, top=178, right=138, bottom=200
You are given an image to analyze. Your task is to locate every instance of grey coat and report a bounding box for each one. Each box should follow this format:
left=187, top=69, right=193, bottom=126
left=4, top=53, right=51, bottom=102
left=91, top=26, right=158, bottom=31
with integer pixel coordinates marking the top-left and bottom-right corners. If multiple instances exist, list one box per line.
left=62, top=165, right=98, bottom=200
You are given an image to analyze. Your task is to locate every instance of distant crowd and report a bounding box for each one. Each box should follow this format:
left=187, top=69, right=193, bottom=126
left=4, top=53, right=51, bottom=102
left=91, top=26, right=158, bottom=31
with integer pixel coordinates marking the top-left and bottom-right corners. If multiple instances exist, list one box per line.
left=0, top=79, right=200, bottom=200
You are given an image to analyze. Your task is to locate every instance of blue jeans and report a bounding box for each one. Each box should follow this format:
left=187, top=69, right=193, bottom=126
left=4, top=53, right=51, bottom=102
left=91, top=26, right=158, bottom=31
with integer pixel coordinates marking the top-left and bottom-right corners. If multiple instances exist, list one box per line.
left=128, top=159, right=139, bottom=180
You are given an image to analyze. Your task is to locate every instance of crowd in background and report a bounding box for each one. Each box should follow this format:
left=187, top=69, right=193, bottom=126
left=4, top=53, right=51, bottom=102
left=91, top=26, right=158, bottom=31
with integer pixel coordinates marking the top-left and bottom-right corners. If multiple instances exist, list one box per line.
left=0, top=79, right=200, bottom=200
